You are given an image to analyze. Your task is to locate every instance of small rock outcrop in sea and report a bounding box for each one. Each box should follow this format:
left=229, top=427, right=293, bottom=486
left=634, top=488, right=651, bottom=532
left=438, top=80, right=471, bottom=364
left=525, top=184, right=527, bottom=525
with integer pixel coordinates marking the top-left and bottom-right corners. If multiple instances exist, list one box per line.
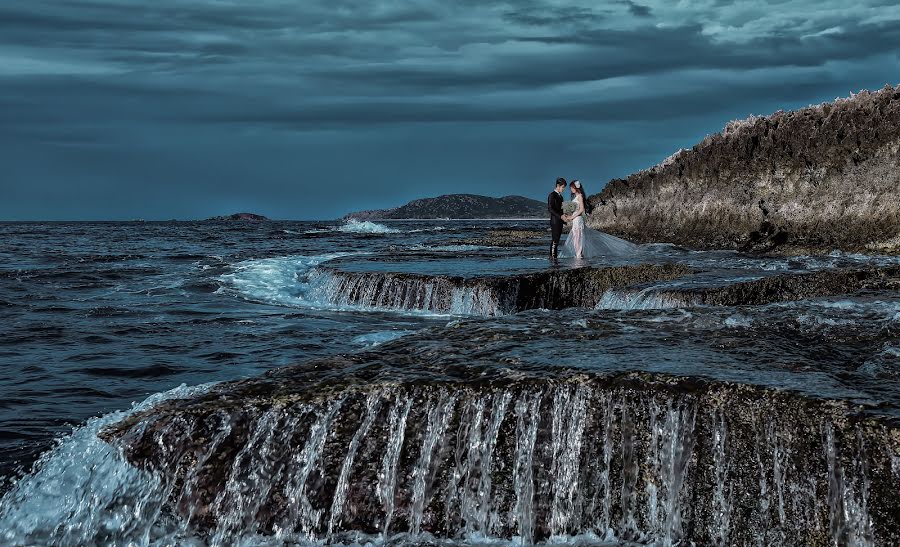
left=598, top=265, right=900, bottom=310
left=588, top=86, right=900, bottom=253
left=205, top=212, right=270, bottom=221
left=305, top=263, right=692, bottom=315
left=456, top=228, right=546, bottom=248
left=344, top=194, right=546, bottom=220
left=301, top=262, right=899, bottom=316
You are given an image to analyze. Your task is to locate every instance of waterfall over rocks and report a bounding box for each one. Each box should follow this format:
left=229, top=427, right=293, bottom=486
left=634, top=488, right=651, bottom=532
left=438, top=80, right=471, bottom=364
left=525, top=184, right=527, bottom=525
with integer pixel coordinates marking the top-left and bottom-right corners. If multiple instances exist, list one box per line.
left=97, top=373, right=899, bottom=546
left=303, top=263, right=691, bottom=315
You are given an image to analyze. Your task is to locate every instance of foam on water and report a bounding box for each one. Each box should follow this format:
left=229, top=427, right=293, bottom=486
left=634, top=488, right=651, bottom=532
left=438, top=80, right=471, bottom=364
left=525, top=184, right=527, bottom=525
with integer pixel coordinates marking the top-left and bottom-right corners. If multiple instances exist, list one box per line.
left=219, top=253, right=354, bottom=309
left=220, top=254, right=496, bottom=316
left=411, top=244, right=486, bottom=252
left=595, top=288, right=691, bottom=310
left=0, top=383, right=214, bottom=546
left=351, top=330, right=413, bottom=347
left=337, top=220, right=401, bottom=234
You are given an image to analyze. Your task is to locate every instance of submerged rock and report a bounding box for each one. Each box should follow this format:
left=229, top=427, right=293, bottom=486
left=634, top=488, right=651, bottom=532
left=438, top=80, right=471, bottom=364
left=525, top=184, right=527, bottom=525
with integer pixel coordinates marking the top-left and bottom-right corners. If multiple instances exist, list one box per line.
left=456, top=228, right=547, bottom=248
left=588, top=86, right=900, bottom=254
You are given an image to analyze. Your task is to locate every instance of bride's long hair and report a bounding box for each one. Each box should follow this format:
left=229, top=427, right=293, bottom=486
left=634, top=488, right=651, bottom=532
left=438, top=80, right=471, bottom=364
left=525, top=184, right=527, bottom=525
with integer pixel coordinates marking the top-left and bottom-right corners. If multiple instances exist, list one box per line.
left=570, top=180, right=593, bottom=214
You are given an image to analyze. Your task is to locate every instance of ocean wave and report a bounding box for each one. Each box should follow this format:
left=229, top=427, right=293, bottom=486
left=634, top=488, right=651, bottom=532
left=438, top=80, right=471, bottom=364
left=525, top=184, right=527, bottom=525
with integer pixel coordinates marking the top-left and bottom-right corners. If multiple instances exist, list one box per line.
left=337, top=220, right=401, bottom=234
left=218, top=253, right=353, bottom=309
left=0, top=382, right=214, bottom=545
left=218, top=254, right=485, bottom=316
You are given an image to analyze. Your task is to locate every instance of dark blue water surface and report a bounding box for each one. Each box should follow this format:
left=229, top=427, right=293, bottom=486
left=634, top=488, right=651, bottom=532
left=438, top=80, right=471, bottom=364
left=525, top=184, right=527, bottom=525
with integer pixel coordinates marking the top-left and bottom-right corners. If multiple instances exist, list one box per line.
left=0, top=220, right=511, bottom=480
left=2, top=219, right=898, bottom=488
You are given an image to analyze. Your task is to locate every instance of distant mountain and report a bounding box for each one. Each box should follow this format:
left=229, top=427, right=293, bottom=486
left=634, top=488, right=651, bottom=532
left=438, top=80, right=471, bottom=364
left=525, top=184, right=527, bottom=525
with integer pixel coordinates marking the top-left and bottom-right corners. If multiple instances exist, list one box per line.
left=344, top=194, right=546, bottom=220
left=206, top=212, right=270, bottom=221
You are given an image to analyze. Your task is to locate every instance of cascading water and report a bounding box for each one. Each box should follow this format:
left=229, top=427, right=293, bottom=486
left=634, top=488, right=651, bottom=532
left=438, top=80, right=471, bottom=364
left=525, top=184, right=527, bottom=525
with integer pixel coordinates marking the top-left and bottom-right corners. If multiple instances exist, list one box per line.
left=220, top=255, right=692, bottom=317
left=7, top=374, right=889, bottom=547
left=5, top=220, right=899, bottom=547
left=595, top=287, right=694, bottom=310
left=304, top=268, right=503, bottom=316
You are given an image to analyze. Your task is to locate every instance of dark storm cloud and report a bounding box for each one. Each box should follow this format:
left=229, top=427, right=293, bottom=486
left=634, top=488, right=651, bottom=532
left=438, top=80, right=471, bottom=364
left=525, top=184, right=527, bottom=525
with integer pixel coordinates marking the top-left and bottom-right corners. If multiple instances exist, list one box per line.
left=1, top=0, right=899, bottom=219
left=623, top=2, right=652, bottom=18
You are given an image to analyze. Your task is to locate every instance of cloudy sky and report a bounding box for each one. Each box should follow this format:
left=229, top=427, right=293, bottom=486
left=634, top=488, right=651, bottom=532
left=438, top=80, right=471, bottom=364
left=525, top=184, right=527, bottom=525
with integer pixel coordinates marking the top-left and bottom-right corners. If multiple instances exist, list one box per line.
left=1, top=0, right=899, bottom=220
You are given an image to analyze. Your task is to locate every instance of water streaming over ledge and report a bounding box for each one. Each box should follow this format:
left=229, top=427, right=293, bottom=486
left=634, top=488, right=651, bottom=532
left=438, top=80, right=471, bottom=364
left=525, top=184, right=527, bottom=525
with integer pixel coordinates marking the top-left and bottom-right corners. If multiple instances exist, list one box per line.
left=4, top=221, right=900, bottom=547
left=304, top=268, right=504, bottom=316
left=6, top=372, right=895, bottom=546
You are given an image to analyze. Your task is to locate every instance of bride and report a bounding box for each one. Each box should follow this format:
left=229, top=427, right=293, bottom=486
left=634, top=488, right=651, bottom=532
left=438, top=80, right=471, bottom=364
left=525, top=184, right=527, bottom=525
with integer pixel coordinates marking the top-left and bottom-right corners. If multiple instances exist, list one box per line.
left=561, top=180, right=638, bottom=259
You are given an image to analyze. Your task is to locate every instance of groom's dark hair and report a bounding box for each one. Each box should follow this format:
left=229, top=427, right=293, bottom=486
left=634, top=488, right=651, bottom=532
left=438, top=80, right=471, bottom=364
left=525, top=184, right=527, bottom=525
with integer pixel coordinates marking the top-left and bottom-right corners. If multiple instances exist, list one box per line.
left=555, top=177, right=567, bottom=187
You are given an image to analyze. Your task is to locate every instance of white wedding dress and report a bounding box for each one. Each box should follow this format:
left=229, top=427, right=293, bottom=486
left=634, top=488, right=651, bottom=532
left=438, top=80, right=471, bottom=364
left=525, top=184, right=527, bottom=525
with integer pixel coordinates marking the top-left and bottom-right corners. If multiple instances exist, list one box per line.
left=561, top=196, right=638, bottom=258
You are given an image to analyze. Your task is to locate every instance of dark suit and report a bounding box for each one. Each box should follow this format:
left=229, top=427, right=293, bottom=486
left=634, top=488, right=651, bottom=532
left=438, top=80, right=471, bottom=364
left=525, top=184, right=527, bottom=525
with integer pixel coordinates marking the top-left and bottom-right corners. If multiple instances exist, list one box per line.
left=548, top=190, right=564, bottom=261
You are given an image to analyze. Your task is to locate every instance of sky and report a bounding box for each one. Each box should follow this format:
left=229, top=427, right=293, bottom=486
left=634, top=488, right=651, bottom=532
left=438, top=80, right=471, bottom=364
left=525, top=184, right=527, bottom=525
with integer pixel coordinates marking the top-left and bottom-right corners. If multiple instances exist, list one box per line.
left=1, top=1, right=899, bottom=220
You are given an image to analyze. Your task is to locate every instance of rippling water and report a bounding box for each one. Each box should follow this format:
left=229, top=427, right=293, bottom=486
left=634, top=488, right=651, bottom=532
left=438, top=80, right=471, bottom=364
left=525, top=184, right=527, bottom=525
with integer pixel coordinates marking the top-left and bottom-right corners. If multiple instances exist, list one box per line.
left=0, top=220, right=481, bottom=480
left=0, top=220, right=898, bottom=546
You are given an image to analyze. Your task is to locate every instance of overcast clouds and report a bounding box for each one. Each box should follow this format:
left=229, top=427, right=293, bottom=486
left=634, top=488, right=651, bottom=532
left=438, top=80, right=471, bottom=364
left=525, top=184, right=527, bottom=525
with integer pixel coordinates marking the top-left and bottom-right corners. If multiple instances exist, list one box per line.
left=1, top=0, right=899, bottom=220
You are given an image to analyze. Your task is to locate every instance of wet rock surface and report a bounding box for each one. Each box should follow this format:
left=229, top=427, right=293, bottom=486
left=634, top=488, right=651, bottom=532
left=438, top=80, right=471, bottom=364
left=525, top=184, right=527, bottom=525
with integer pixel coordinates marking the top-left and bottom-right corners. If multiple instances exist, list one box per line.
left=588, top=86, right=900, bottom=254
left=604, top=265, right=900, bottom=309
left=101, top=313, right=900, bottom=545
left=307, top=261, right=900, bottom=316
left=456, top=228, right=547, bottom=248
left=308, top=262, right=692, bottom=315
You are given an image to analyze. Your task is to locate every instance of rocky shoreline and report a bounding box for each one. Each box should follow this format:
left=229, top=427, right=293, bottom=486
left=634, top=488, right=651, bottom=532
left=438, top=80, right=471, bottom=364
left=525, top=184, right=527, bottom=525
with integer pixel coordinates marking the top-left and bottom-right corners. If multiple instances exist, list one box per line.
left=587, top=86, right=900, bottom=254
left=92, top=255, right=900, bottom=544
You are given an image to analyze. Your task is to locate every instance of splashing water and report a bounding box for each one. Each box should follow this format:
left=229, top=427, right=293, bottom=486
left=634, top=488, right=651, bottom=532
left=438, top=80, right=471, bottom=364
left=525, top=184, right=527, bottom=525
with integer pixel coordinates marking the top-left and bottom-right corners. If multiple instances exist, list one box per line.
left=19, top=374, right=889, bottom=547
left=337, top=220, right=401, bottom=234
left=0, top=383, right=214, bottom=546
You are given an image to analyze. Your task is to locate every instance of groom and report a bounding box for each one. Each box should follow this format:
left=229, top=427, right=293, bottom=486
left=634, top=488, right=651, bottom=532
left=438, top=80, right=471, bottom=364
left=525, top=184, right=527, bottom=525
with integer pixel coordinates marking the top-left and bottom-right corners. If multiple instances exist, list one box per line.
left=548, top=177, right=569, bottom=264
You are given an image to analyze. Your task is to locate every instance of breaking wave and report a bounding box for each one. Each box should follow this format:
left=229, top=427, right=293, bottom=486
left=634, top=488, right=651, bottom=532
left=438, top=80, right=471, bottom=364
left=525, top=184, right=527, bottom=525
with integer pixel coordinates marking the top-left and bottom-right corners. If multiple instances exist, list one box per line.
left=219, top=255, right=500, bottom=316
left=0, top=383, right=214, bottom=546
left=337, top=220, right=401, bottom=234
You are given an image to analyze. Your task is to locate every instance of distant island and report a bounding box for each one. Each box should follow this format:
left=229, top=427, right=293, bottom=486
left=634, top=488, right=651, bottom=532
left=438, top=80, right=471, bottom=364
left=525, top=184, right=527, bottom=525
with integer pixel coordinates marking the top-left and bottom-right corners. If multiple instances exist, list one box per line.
left=343, top=194, right=546, bottom=220
left=205, top=213, right=270, bottom=221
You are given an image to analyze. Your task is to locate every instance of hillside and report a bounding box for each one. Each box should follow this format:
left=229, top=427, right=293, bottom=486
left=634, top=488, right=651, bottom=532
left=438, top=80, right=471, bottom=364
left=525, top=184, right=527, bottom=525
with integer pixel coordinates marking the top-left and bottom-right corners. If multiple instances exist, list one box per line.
left=587, top=85, right=900, bottom=253
left=205, top=213, right=269, bottom=221
left=344, top=194, right=546, bottom=220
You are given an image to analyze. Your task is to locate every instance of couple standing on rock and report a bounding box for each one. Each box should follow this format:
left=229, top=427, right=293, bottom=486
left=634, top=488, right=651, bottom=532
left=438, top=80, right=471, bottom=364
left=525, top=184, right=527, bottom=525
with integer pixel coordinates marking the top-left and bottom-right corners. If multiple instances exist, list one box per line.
left=547, top=177, right=638, bottom=264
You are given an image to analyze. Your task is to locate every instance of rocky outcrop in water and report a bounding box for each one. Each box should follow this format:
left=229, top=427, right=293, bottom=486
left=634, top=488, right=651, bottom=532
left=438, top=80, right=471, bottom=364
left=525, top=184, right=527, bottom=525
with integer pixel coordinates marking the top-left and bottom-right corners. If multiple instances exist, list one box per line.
left=101, top=364, right=900, bottom=546
left=306, top=263, right=691, bottom=315
left=599, top=265, right=900, bottom=309
left=588, top=86, right=900, bottom=254
left=456, top=228, right=546, bottom=248
left=344, top=194, right=546, bottom=220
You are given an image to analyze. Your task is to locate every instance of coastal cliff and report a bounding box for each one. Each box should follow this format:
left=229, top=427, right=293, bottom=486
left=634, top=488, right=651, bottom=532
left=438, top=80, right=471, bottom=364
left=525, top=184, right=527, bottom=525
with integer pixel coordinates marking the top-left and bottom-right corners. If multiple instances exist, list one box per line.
left=587, top=86, right=900, bottom=253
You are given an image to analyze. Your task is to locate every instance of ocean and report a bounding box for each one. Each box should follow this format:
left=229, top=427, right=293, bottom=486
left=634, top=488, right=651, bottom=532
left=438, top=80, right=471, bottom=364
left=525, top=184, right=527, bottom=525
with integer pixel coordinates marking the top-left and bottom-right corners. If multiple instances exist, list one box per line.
left=0, top=219, right=898, bottom=546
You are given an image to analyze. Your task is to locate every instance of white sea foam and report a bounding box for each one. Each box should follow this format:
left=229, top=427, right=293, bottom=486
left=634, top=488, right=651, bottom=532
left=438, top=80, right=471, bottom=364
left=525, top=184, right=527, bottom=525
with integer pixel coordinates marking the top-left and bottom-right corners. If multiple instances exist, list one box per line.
left=0, top=383, right=214, bottom=546
left=411, top=244, right=485, bottom=252
left=220, top=254, right=495, bottom=316
left=218, top=253, right=353, bottom=309
left=351, top=330, right=413, bottom=347
left=337, top=220, right=401, bottom=234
